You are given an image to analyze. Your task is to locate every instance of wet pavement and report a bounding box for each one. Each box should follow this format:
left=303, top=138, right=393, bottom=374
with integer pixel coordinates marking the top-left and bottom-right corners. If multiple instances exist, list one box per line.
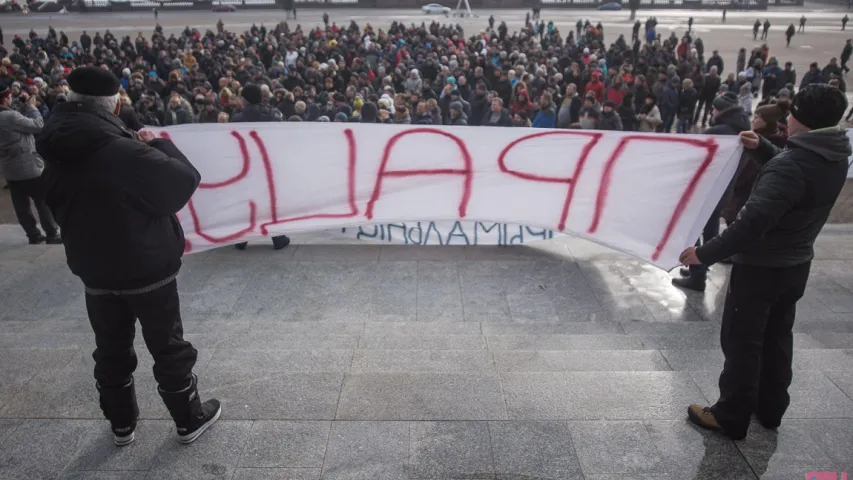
left=0, top=224, right=851, bottom=479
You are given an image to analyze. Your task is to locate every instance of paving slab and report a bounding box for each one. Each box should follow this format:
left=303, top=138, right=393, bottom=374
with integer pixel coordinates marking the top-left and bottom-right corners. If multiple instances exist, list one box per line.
left=321, top=421, right=409, bottom=480
left=336, top=373, right=507, bottom=420
left=489, top=421, right=584, bottom=480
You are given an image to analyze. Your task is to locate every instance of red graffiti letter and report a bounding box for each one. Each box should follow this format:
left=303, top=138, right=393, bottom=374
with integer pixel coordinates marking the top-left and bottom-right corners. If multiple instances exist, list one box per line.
left=162, top=130, right=260, bottom=244
left=365, top=128, right=473, bottom=220
left=259, top=128, right=358, bottom=233
left=498, top=131, right=603, bottom=231
left=588, top=135, right=718, bottom=261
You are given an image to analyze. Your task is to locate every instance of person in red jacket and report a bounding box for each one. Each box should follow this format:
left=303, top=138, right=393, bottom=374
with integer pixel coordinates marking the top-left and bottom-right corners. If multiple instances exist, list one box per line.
left=677, top=37, right=691, bottom=60
left=605, top=74, right=627, bottom=106
left=511, top=88, right=534, bottom=116
left=584, top=71, right=605, bottom=103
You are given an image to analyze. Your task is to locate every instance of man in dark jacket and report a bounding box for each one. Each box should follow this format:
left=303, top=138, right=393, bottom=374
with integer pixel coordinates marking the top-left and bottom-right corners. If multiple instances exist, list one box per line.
left=468, top=82, right=490, bottom=125
left=673, top=91, right=750, bottom=292
left=448, top=101, right=468, bottom=126
left=779, top=61, right=797, bottom=89
left=231, top=84, right=290, bottom=251
left=695, top=66, right=721, bottom=127
left=480, top=98, right=513, bottom=127
left=799, top=62, right=826, bottom=89
left=707, top=50, right=724, bottom=75
left=36, top=67, right=221, bottom=447
left=681, top=84, right=851, bottom=440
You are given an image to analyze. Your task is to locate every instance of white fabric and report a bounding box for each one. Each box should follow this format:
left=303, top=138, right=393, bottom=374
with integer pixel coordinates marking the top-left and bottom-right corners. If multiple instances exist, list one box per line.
left=153, top=123, right=744, bottom=269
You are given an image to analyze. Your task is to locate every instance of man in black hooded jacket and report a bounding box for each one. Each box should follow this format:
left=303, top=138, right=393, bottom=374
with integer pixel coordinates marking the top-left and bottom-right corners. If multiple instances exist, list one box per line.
left=680, top=84, right=852, bottom=440
left=232, top=84, right=291, bottom=251
left=36, top=67, right=221, bottom=447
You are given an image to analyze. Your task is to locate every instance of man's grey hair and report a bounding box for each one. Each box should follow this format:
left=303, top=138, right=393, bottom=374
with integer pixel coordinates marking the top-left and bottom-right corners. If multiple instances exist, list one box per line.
left=67, top=91, right=120, bottom=115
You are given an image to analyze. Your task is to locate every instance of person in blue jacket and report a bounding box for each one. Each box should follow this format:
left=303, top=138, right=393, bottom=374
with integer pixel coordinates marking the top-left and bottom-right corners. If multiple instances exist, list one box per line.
left=532, top=92, right=556, bottom=128
left=659, top=76, right=680, bottom=133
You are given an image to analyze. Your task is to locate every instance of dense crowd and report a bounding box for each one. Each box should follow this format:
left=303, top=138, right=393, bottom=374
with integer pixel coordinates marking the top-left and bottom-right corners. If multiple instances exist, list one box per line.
left=1, top=14, right=849, bottom=135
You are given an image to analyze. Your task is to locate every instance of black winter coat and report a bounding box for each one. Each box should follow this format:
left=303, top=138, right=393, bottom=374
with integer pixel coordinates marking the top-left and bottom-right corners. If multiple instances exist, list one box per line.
left=677, top=88, right=698, bottom=118
left=700, top=75, right=721, bottom=101
left=697, top=128, right=852, bottom=268
left=232, top=103, right=283, bottom=122
left=36, top=101, right=201, bottom=290
left=705, top=107, right=750, bottom=136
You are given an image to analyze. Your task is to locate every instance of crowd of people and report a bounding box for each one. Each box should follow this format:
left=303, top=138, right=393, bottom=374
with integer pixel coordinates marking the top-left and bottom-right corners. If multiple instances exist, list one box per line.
left=0, top=15, right=848, bottom=246
left=1, top=14, right=848, bottom=134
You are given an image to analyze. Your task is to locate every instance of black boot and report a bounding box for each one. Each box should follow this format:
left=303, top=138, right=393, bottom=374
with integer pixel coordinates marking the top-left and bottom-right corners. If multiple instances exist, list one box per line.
left=97, top=377, right=139, bottom=446
left=272, top=235, right=291, bottom=250
left=28, top=234, right=46, bottom=245
left=158, top=374, right=221, bottom=444
left=672, top=276, right=706, bottom=292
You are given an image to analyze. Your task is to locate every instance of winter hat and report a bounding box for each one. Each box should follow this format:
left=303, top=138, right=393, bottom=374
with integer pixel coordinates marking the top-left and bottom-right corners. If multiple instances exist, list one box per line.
left=776, top=87, right=791, bottom=99
left=602, top=100, right=616, bottom=109
left=0, top=86, right=11, bottom=99
left=790, top=83, right=848, bottom=130
left=712, top=91, right=740, bottom=112
left=318, top=116, right=330, bottom=122
left=449, top=101, right=463, bottom=113
left=755, top=99, right=790, bottom=129
left=334, top=112, right=349, bottom=122
left=241, top=84, right=263, bottom=105
left=670, top=76, right=681, bottom=85
left=67, top=66, right=120, bottom=97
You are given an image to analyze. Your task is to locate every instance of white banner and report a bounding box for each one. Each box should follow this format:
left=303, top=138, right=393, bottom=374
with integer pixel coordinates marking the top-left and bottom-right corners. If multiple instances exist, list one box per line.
left=155, top=123, right=743, bottom=269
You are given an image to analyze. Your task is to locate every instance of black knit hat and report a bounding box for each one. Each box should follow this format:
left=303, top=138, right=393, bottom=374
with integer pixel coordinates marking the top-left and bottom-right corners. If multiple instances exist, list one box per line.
left=67, top=67, right=121, bottom=96
left=241, top=84, right=263, bottom=105
left=790, top=84, right=847, bottom=130
left=712, top=91, right=739, bottom=112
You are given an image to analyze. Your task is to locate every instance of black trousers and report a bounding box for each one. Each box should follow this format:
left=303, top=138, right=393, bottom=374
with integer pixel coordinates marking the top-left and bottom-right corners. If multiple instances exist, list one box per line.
left=710, top=261, right=811, bottom=438
left=86, top=280, right=197, bottom=391
left=693, top=98, right=712, bottom=126
left=7, top=177, right=58, bottom=240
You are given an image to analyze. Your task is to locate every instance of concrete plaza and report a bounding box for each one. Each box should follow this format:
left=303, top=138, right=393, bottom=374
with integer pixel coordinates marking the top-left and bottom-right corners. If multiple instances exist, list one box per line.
left=0, top=223, right=851, bottom=479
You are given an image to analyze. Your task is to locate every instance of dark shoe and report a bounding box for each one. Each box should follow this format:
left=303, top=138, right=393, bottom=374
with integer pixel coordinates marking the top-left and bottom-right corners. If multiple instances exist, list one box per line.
left=234, top=242, right=248, bottom=251
left=97, top=378, right=139, bottom=446
left=672, top=276, right=706, bottom=292
left=158, top=374, right=221, bottom=444
left=679, top=267, right=690, bottom=277
left=45, top=235, right=62, bottom=245
left=758, top=416, right=781, bottom=431
left=28, top=234, right=46, bottom=245
left=272, top=235, right=291, bottom=250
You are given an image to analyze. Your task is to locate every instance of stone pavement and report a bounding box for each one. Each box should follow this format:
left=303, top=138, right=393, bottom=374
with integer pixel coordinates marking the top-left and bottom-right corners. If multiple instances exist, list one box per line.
left=0, top=224, right=852, bottom=480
